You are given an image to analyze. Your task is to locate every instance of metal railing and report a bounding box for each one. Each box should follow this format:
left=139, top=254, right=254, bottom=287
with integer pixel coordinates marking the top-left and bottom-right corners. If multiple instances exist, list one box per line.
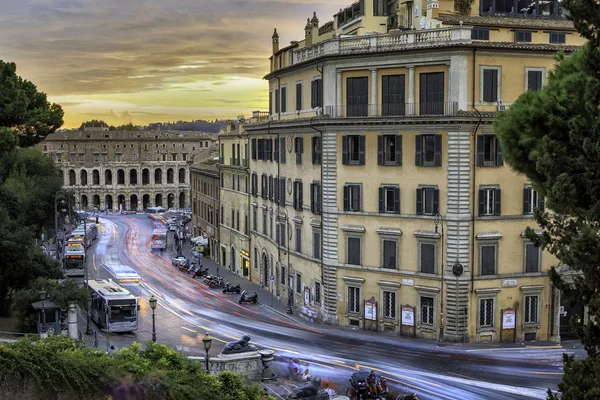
left=229, top=158, right=239, bottom=166
left=292, top=27, right=473, bottom=65
left=325, top=102, right=459, bottom=118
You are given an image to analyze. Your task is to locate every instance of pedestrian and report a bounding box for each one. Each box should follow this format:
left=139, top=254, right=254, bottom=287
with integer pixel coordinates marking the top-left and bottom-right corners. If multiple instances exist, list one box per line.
left=301, top=368, right=311, bottom=382
left=108, top=345, right=115, bottom=355
left=324, top=383, right=336, bottom=399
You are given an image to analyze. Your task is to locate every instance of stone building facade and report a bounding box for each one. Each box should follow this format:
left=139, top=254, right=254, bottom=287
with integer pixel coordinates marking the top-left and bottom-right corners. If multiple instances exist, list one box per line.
left=38, top=127, right=216, bottom=211
left=191, top=163, right=220, bottom=260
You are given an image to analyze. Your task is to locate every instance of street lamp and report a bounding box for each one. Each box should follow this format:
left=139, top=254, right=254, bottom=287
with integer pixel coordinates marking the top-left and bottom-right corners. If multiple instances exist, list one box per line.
left=434, top=214, right=445, bottom=342
left=39, top=289, right=47, bottom=333
left=84, top=218, right=92, bottom=335
left=149, top=295, right=157, bottom=342
left=202, top=333, right=213, bottom=372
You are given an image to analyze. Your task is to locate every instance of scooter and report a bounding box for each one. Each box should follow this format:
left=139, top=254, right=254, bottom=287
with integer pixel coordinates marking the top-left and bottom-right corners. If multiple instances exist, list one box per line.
left=207, top=276, right=225, bottom=289
left=186, top=262, right=197, bottom=274
left=239, top=290, right=258, bottom=305
left=222, top=282, right=242, bottom=294
left=192, top=266, right=209, bottom=278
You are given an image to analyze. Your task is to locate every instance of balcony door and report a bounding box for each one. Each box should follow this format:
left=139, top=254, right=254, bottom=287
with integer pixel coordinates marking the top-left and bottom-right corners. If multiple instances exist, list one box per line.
left=346, top=77, right=368, bottom=117
left=419, top=72, right=445, bottom=115
left=382, top=74, right=405, bottom=116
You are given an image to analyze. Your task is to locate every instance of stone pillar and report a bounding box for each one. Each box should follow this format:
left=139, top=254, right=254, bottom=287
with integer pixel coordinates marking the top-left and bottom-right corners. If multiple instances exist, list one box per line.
left=336, top=71, right=342, bottom=118
left=408, top=66, right=415, bottom=115
left=260, top=350, right=276, bottom=381
left=370, top=68, right=378, bottom=116
left=67, top=301, right=78, bottom=340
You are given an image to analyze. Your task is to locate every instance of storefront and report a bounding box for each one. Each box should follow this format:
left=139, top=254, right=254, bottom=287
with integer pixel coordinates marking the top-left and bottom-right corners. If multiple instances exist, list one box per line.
left=240, top=250, right=250, bottom=279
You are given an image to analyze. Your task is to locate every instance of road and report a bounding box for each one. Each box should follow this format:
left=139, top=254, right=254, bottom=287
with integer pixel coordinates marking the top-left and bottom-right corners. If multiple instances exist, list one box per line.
left=83, top=214, right=580, bottom=400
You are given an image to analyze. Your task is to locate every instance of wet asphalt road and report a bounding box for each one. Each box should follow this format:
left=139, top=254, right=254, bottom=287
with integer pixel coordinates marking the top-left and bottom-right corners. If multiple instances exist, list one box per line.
left=83, top=214, right=581, bottom=400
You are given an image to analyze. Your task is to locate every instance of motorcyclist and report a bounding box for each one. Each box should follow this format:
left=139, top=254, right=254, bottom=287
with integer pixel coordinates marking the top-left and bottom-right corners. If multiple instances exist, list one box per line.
left=365, top=370, right=382, bottom=397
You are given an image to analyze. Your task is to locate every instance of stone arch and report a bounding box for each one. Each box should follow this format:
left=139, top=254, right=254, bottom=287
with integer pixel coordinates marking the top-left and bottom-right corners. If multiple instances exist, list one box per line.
left=167, top=193, right=175, bottom=209
left=105, top=195, right=113, bottom=210
left=142, top=168, right=150, bottom=185
left=142, top=194, right=151, bottom=210
left=130, top=169, right=138, bottom=185
left=93, top=195, right=101, bottom=208
left=117, top=169, right=125, bottom=185
left=155, top=193, right=163, bottom=207
left=261, top=250, right=269, bottom=287
left=69, top=169, right=76, bottom=186
left=130, top=194, right=138, bottom=211
left=105, top=170, right=113, bottom=185
left=154, top=168, right=162, bottom=184
left=179, top=192, right=185, bottom=209
left=80, top=170, right=88, bottom=186
left=167, top=168, right=174, bottom=184
left=81, top=194, right=88, bottom=209
left=92, top=169, right=100, bottom=185
left=178, top=168, right=186, bottom=184
left=117, top=194, right=126, bottom=210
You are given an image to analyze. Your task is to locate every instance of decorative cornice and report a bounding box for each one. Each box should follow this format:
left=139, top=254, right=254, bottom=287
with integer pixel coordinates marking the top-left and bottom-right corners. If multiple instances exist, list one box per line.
left=376, top=227, right=402, bottom=237
left=476, top=232, right=503, bottom=240
left=414, top=230, right=441, bottom=239
left=341, top=225, right=366, bottom=233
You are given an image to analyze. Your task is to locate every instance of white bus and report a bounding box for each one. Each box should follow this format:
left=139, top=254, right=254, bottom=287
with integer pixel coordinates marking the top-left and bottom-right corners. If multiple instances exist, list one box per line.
left=150, top=228, right=168, bottom=250
left=103, top=263, right=141, bottom=284
left=64, top=240, right=85, bottom=277
left=70, top=224, right=98, bottom=247
left=147, top=207, right=166, bottom=224
left=88, top=279, right=139, bottom=333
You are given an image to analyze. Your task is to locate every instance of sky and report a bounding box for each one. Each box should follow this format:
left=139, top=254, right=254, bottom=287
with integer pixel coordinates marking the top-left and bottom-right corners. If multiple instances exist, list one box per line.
left=0, top=0, right=342, bottom=128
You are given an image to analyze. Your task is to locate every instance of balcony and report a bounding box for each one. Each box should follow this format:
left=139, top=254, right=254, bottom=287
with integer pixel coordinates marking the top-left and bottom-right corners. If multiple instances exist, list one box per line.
left=325, top=102, right=459, bottom=118
left=230, top=158, right=239, bottom=166
left=292, top=27, right=472, bottom=66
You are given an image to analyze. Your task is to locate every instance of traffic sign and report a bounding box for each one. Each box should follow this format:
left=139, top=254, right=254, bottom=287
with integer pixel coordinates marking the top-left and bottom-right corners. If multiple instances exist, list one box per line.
left=270, top=275, right=275, bottom=281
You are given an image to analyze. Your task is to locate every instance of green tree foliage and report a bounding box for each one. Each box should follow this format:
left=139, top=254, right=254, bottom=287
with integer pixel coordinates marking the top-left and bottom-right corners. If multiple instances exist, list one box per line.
left=110, top=123, right=139, bottom=131
left=0, top=336, right=265, bottom=400
left=494, top=1, right=600, bottom=398
left=78, top=119, right=109, bottom=130
left=0, top=60, right=64, bottom=148
left=12, top=278, right=89, bottom=332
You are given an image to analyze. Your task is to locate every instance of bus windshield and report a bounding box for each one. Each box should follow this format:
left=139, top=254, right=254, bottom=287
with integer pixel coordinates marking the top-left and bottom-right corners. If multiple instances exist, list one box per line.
left=108, top=301, right=137, bottom=322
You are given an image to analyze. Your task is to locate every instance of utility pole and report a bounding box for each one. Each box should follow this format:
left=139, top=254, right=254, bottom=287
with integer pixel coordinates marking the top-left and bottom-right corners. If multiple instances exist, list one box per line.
left=84, top=218, right=92, bottom=335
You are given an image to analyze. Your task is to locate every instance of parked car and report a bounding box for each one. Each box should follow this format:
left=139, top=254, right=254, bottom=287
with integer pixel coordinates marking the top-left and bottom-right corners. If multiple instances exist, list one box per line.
left=172, top=255, right=189, bottom=269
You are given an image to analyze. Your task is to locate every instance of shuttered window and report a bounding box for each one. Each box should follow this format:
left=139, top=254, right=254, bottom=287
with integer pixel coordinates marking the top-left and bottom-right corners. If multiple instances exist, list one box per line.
left=378, top=134, right=402, bottom=166
left=346, top=77, right=369, bottom=117
left=382, top=75, right=405, bottom=116
left=420, top=243, right=436, bottom=273
left=343, top=184, right=361, bottom=212
left=295, top=137, right=303, bottom=164
left=478, top=188, right=502, bottom=216
left=476, top=135, right=503, bottom=167
left=311, top=79, right=322, bottom=108
left=482, top=68, right=499, bottom=102
left=527, top=70, right=543, bottom=91
left=525, top=243, right=540, bottom=272
left=293, top=180, right=303, bottom=211
left=480, top=245, right=496, bottom=275
left=311, top=136, right=322, bottom=165
left=296, top=82, right=302, bottom=111
left=347, top=237, right=361, bottom=265
left=342, top=135, right=366, bottom=165
left=310, top=183, right=321, bottom=215
left=378, top=186, right=400, bottom=214
left=415, top=134, right=442, bottom=167
left=419, top=72, right=445, bottom=115
left=416, top=187, right=439, bottom=216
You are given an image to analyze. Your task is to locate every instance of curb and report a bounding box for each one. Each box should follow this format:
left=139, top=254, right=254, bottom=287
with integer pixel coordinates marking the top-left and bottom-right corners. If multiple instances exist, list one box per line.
left=259, top=302, right=303, bottom=325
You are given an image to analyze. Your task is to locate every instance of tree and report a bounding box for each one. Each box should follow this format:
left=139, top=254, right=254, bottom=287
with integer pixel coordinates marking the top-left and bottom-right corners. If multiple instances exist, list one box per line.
left=494, top=2, right=600, bottom=397
left=0, top=60, right=64, bottom=147
left=78, top=119, right=109, bottom=130
left=110, top=123, right=139, bottom=131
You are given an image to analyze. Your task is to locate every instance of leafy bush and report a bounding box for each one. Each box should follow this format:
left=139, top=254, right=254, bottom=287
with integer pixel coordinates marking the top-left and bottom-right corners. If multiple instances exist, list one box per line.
left=0, top=335, right=264, bottom=400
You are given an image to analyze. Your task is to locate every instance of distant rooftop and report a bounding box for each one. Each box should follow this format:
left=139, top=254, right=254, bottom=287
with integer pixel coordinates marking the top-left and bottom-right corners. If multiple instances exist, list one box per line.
left=42, top=130, right=219, bottom=142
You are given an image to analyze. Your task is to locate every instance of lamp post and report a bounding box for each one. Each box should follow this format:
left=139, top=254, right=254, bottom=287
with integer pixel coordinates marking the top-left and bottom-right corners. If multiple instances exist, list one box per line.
left=202, top=333, right=213, bottom=372
left=54, top=190, right=68, bottom=266
left=39, top=289, right=47, bottom=333
left=434, top=214, right=445, bottom=342
left=149, top=295, right=157, bottom=342
left=84, top=218, right=92, bottom=335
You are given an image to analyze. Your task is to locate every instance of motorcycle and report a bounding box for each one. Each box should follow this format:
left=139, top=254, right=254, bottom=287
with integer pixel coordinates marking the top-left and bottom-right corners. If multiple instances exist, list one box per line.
left=239, top=290, right=258, bottom=305
left=192, top=266, right=209, bottom=278
left=222, top=282, right=242, bottom=294
left=205, top=275, right=225, bottom=288
left=186, top=262, right=197, bottom=274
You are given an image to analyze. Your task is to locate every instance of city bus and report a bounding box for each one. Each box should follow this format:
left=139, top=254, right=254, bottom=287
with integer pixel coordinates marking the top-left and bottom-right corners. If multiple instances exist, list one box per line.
left=147, top=207, right=166, bottom=224
left=88, top=279, right=139, bottom=333
left=150, top=228, right=168, bottom=251
left=70, top=224, right=98, bottom=247
left=63, top=239, right=85, bottom=277
left=102, top=263, right=141, bottom=284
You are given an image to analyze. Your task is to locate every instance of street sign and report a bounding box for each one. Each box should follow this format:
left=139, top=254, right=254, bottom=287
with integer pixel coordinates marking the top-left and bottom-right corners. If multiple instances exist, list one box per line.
left=364, top=296, right=377, bottom=321
left=270, top=275, right=275, bottom=281
left=402, top=305, right=415, bottom=326
left=503, top=308, right=516, bottom=329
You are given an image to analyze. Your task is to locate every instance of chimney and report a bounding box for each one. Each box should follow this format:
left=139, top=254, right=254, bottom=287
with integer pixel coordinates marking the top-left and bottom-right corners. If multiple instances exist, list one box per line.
left=311, top=12, right=319, bottom=29
left=304, top=18, right=313, bottom=46
left=272, top=28, right=279, bottom=54
left=226, top=120, right=234, bottom=134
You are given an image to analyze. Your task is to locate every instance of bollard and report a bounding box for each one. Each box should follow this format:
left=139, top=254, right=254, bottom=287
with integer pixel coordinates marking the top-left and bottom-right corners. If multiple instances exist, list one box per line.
left=67, top=301, right=78, bottom=341
left=259, top=349, right=277, bottom=382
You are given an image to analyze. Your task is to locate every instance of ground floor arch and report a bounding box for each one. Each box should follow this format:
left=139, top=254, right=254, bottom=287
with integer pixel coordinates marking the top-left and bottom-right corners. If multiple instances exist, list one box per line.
left=179, top=192, right=185, bottom=209
left=167, top=193, right=175, bottom=209
left=93, top=195, right=100, bottom=208
left=105, top=195, right=113, bottom=210
left=81, top=194, right=88, bottom=209
left=130, top=194, right=138, bottom=211
left=118, top=195, right=126, bottom=210
left=143, top=194, right=151, bottom=210
left=155, top=194, right=163, bottom=208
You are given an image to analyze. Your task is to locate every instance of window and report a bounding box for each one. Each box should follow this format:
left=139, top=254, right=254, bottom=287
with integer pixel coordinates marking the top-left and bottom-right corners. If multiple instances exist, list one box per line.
left=346, top=77, right=369, bottom=117
left=278, top=177, right=286, bottom=206
left=115, top=153, right=122, bottom=162
left=516, top=31, right=532, bottom=43
left=251, top=173, right=258, bottom=196
left=348, top=287, right=360, bottom=313
left=382, top=240, right=397, bottom=269
left=293, top=180, right=303, bottom=211
left=295, top=137, right=303, bottom=164
left=281, top=86, right=287, bottom=113
left=231, top=209, right=235, bottom=228
left=254, top=247, right=258, bottom=269
left=523, top=186, right=545, bottom=214
left=56, top=154, right=62, bottom=162
left=270, top=213, right=273, bottom=238
left=311, top=136, right=322, bottom=165
left=347, top=237, right=361, bottom=265
left=313, top=230, right=321, bottom=259
left=343, top=184, right=361, bottom=212
left=342, top=135, right=365, bottom=165
left=524, top=242, right=541, bottom=272
left=526, top=70, right=543, bottom=91
left=419, top=242, right=436, bottom=274
left=277, top=221, right=287, bottom=247
left=383, top=291, right=396, bottom=319
left=274, top=138, right=279, bottom=163
left=419, top=72, right=445, bottom=115
left=416, top=187, right=440, bottom=215
left=172, top=153, right=177, bottom=161
left=251, top=139, right=257, bottom=160
left=378, top=134, right=402, bottom=166
left=221, top=206, right=224, bottom=225
left=415, top=134, right=441, bottom=167
left=236, top=211, right=240, bottom=231
left=382, top=75, right=405, bottom=116
left=269, top=91, right=273, bottom=114
left=295, top=226, right=302, bottom=253
left=479, top=298, right=494, bottom=327
left=310, top=183, right=321, bottom=214
left=279, top=137, right=286, bottom=163
left=262, top=211, right=267, bottom=235
left=275, top=87, right=280, bottom=113
left=549, top=32, right=566, bottom=44
left=379, top=186, right=400, bottom=214
left=472, top=28, right=490, bottom=40
left=373, top=0, right=389, bottom=15
left=421, top=296, right=434, bottom=325
left=261, top=174, right=267, bottom=199
left=477, top=135, right=503, bottom=167
left=478, top=187, right=501, bottom=216
left=268, top=175, right=274, bottom=201
left=311, top=78, right=322, bottom=108
left=296, top=82, right=302, bottom=111
left=480, top=244, right=497, bottom=275
left=315, top=282, right=321, bottom=304
left=524, top=295, right=539, bottom=324
left=232, top=174, right=236, bottom=190
left=296, top=273, right=301, bottom=293
left=482, top=68, right=499, bottom=103
left=281, top=265, right=286, bottom=284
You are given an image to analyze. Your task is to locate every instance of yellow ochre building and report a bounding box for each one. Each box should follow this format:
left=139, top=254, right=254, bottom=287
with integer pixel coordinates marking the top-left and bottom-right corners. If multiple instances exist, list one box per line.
left=221, top=0, right=585, bottom=343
